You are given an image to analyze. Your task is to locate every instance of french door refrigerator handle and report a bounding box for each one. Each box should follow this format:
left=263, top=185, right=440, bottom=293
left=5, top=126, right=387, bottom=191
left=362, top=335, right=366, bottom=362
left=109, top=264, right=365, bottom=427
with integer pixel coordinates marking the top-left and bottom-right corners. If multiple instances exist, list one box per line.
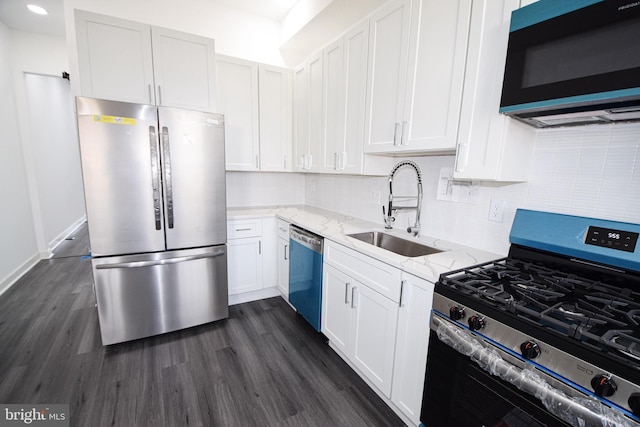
left=161, top=126, right=174, bottom=229
left=95, top=250, right=226, bottom=269
left=149, top=126, right=162, bottom=230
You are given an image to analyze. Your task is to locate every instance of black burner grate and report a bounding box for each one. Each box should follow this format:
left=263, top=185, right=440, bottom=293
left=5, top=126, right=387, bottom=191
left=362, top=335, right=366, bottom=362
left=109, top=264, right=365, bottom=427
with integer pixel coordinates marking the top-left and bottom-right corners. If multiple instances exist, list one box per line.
left=439, top=257, right=640, bottom=363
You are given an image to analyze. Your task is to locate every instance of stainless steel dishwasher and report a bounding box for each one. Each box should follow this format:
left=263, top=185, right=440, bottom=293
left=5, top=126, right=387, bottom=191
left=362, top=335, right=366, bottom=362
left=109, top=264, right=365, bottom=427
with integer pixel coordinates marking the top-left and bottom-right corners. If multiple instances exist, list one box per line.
left=288, top=226, right=323, bottom=332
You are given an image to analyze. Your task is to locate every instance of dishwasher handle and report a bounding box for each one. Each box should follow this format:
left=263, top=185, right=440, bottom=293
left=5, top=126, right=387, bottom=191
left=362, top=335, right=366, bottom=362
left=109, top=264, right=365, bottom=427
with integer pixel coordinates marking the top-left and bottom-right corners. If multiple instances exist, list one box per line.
left=290, top=226, right=323, bottom=253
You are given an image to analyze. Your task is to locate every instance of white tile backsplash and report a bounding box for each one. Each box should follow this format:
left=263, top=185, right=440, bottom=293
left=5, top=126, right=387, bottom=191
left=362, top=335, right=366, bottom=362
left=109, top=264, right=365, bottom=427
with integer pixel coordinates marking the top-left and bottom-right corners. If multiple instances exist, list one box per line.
left=306, top=122, right=640, bottom=255
left=226, top=171, right=305, bottom=207
left=228, top=122, right=640, bottom=256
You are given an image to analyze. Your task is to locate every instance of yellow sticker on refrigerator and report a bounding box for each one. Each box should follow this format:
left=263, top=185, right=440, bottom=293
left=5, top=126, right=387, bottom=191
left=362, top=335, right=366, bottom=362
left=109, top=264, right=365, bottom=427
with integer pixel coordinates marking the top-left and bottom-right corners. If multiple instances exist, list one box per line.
left=93, top=115, right=136, bottom=126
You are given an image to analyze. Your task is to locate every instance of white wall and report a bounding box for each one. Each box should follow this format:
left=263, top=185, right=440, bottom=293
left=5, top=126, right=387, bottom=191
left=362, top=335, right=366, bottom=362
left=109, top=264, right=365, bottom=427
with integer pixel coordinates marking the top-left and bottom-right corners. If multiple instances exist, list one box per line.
left=306, top=122, right=640, bottom=256
left=25, top=73, right=86, bottom=253
left=0, top=23, right=39, bottom=295
left=226, top=172, right=305, bottom=207
left=10, top=30, right=85, bottom=256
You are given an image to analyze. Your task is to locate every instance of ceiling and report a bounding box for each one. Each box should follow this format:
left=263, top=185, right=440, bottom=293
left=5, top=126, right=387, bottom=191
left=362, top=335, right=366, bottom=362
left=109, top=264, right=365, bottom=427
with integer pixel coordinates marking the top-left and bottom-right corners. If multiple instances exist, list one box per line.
left=0, top=0, right=297, bottom=38
left=0, top=0, right=66, bottom=37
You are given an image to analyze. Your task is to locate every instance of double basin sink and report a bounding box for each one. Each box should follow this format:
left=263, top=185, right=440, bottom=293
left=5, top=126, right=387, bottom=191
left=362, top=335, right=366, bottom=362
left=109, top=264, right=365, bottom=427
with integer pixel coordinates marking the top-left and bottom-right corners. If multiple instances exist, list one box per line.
left=347, top=230, right=443, bottom=258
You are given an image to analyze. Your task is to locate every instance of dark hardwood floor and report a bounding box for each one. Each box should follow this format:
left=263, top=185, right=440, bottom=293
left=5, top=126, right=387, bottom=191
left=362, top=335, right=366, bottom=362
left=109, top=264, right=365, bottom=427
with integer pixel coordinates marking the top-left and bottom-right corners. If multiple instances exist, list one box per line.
left=0, top=248, right=405, bottom=426
left=51, top=222, right=91, bottom=259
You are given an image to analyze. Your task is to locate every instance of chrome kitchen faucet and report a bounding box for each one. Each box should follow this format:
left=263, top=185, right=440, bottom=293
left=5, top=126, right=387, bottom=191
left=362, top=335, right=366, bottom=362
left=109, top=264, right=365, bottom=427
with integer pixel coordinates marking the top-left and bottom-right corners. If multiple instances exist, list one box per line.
left=383, top=160, right=423, bottom=236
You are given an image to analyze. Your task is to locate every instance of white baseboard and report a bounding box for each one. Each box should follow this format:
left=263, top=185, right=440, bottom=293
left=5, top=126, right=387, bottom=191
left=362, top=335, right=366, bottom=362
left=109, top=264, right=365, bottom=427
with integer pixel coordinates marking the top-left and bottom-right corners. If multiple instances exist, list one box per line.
left=47, top=215, right=87, bottom=257
left=0, top=253, right=40, bottom=298
left=229, top=286, right=282, bottom=306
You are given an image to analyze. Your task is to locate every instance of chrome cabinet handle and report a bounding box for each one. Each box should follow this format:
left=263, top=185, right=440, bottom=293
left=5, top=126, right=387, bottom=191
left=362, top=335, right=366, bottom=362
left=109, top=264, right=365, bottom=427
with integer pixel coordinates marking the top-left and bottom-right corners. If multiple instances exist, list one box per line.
left=258, top=240, right=262, bottom=255
left=161, top=127, right=174, bottom=228
left=393, top=122, right=400, bottom=146
left=284, top=244, right=288, bottom=260
left=344, top=282, right=351, bottom=304
left=158, top=85, right=162, bottom=105
left=351, top=287, right=357, bottom=308
left=149, top=126, right=162, bottom=230
left=399, top=280, right=407, bottom=307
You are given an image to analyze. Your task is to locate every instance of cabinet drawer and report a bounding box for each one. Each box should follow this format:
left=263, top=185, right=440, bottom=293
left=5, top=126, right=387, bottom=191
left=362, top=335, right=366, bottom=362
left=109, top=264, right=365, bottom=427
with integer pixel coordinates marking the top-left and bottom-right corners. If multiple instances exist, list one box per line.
left=227, top=219, right=262, bottom=239
left=324, top=240, right=402, bottom=302
left=276, top=219, right=290, bottom=240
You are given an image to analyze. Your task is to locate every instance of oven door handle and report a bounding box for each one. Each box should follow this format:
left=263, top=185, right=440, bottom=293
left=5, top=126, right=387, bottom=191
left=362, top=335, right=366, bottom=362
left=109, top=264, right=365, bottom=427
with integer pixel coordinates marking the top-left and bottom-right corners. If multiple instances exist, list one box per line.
left=431, top=315, right=635, bottom=427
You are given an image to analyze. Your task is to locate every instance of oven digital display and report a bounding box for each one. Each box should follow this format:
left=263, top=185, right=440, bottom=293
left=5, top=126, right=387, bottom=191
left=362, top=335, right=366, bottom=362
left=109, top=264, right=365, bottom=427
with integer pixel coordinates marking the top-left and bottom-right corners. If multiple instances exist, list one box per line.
left=585, top=226, right=638, bottom=253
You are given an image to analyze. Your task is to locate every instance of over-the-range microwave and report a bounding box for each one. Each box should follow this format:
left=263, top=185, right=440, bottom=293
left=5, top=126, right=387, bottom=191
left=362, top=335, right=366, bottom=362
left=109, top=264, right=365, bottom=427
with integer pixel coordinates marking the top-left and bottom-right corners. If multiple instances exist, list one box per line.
left=499, top=0, right=640, bottom=128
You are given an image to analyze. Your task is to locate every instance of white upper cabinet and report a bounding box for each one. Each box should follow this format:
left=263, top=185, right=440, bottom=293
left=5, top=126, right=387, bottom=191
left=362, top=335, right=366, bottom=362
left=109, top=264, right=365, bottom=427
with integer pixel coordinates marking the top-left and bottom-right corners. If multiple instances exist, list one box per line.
left=401, top=0, right=471, bottom=152
left=364, top=0, right=412, bottom=153
left=75, top=11, right=154, bottom=104
left=75, top=10, right=217, bottom=112
left=216, top=56, right=260, bottom=171
left=218, top=57, right=292, bottom=172
left=259, top=65, right=293, bottom=172
left=150, top=27, right=217, bottom=112
left=293, top=52, right=323, bottom=172
left=453, top=0, right=536, bottom=182
left=364, top=0, right=471, bottom=154
left=321, top=39, right=345, bottom=172
left=293, top=63, right=309, bottom=171
left=293, top=20, right=392, bottom=176
left=341, top=22, right=372, bottom=174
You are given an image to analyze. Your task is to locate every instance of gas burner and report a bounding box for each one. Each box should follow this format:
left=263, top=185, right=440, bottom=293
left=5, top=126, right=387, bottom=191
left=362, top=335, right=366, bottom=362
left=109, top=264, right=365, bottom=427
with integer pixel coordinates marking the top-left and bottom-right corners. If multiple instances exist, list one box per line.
left=603, top=330, right=640, bottom=361
left=558, top=304, right=586, bottom=317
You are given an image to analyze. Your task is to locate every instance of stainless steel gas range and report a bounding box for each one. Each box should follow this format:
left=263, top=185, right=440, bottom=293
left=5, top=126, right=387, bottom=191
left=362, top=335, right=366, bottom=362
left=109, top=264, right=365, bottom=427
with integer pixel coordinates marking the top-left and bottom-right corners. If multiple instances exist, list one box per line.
left=420, top=209, right=640, bottom=427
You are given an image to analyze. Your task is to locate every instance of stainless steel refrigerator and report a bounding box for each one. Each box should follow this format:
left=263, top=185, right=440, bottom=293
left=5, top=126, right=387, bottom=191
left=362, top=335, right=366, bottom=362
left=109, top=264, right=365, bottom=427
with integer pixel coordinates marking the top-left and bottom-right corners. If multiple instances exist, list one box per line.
left=76, top=97, right=228, bottom=345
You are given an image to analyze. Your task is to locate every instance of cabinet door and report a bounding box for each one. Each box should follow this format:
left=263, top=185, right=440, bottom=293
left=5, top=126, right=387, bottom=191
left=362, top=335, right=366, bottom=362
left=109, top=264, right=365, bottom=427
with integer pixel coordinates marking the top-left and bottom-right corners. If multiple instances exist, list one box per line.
left=454, top=0, right=535, bottom=182
left=259, top=65, right=293, bottom=172
left=216, top=56, right=260, bottom=171
left=277, top=237, right=290, bottom=298
left=322, top=40, right=345, bottom=172
left=151, top=27, right=217, bottom=112
left=293, top=63, right=309, bottom=171
left=308, top=53, right=324, bottom=173
left=321, top=264, right=353, bottom=355
left=364, top=0, right=412, bottom=153
left=401, top=0, right=471, bottom=152
left=341, top=21, right=370, bottom=174
left=75, top=10, right=155, bottom=104
left=227, top=237, right=262, bottom=295
left=351, top=283, right=399, bottom=398
left=391, top=274, right=434, bottom=425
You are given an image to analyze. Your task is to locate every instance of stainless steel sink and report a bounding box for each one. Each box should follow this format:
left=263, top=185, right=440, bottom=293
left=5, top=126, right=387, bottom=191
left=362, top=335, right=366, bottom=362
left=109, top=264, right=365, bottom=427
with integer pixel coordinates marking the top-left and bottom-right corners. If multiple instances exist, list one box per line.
left=347, top=231, right=443, bottom=257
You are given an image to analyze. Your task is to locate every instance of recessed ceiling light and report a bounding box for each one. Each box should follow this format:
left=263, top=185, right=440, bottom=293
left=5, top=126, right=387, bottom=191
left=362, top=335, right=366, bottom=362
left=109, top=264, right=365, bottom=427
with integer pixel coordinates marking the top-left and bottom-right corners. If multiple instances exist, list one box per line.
left=27, top=4, right=48, bottom=15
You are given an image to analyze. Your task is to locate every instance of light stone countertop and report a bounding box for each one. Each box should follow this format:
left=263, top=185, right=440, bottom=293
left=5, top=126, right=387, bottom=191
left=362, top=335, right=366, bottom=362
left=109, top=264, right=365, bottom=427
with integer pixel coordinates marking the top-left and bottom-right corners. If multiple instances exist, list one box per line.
left=228, top=205, right=504, bottom=284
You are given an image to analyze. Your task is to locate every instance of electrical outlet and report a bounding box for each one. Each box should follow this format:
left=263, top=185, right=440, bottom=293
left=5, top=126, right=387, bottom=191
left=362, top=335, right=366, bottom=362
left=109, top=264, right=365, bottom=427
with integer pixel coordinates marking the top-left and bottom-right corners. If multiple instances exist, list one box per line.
left=489, top=199, right=506, bottom=223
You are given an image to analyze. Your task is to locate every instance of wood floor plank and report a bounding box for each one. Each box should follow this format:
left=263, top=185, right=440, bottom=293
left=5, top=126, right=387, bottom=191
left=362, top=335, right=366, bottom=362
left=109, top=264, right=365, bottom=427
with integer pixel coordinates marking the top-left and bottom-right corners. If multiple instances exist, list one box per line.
left=0, top=246, right=406, bottom=427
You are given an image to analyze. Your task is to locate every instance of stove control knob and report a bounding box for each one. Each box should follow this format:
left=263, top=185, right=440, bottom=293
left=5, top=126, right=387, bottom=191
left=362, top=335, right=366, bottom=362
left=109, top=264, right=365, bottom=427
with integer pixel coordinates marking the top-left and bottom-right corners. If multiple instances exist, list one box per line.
left=628, top=394, right=640, bottom=417
left=520, top=341, right=541, bottom=360
left=468, top=315, right=485, bottom=331
left=449, top=306, right=465, bottom=321
left=591, top=374, right=617, bottom=397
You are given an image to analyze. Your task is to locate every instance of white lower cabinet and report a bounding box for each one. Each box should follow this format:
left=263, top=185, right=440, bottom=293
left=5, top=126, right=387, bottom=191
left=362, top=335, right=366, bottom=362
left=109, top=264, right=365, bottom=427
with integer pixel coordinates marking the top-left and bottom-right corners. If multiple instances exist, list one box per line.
left=391, top=272, right=434, bottom=425
left=322, top=241, right=400, bottom=398
left=276, top=219, right=290, bottom=299
left=323, top=240, right=434, bottom=424
left=227, top=217, right=277, bottom=302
